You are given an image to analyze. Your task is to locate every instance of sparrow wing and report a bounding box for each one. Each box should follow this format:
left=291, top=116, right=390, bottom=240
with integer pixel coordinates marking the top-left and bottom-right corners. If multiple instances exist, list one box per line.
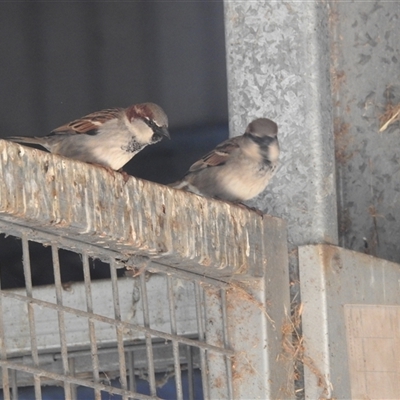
left=188, top=136, right=241, bottom=173
left=51, top=108, right=123, bottom=135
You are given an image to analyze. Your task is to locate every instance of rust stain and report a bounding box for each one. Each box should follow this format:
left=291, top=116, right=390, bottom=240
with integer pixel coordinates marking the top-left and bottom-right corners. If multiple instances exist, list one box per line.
left=319, top=244, right=336, bottom=272
left=331, top=69, right=346, bottom=94
left=339, top=207, right=352, bottom=236
left=334, top=118, right=354, bottom=164
left=212, top=376, right=224, bottom=389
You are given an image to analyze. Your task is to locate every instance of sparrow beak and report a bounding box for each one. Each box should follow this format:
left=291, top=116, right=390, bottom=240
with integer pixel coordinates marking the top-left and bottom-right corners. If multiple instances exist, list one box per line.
left=159, top=126, right=171, bottom=140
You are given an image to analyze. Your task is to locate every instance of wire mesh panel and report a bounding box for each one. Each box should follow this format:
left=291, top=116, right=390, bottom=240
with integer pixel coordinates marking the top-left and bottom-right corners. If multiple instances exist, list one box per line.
left=0, top=139, right=292, bottom=399
left=0, top=229, right=237, bottom=399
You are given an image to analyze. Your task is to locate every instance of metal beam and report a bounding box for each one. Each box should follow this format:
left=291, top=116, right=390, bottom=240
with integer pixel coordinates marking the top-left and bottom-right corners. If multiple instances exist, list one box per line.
left=0, top=139, right=286, bottom=278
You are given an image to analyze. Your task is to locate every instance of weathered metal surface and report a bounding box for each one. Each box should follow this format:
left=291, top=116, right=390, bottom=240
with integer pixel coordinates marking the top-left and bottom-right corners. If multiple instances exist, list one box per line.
left=299, top=244, right=400, bottom=399
left=224, top=0, right=400, bottom=264
left=205, top=222, right=293, bottom=399
left=223, top=6, right=337, bottom=393
left=0, top=139, right=286, bottom=278
left=0, top=138, right=292, bottom=398
left=330, top=1, right=400, bottom=262
left=223, top=1, right=338, bottom=249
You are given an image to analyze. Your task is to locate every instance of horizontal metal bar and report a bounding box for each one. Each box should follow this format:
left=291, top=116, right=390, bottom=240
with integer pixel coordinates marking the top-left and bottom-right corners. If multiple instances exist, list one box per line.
left=1, top=291, right=234, bottom=357
left=50, top=337, right=199, bottom=361
left=0, top=360, right=160, bottom=400
left=0, top=215, right=263, bottom=285
left=0, top=220, right=125, bottom=266
left=148, top=261, right=231, bottom=288
left=0, top=220, right=262, bottom=281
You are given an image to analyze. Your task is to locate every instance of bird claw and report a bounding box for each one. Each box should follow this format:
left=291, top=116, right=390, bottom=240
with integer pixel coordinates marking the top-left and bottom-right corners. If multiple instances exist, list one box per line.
left=88, top=163, right=131, bottom=183
left=117, top=169, right=131, bottom=183
left=89, top=163, right=117, bottom=179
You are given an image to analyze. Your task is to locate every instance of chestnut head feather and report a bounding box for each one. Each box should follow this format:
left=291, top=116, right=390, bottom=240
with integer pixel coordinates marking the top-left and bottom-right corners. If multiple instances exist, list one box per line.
left=126, top=102, right=170, bottom=141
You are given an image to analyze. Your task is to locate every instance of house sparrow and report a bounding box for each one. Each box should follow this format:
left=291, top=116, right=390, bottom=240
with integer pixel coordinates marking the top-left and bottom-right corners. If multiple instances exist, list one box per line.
left=172, top=118, right=279, bottom=203
left=6, top=102, right=170, bottom=171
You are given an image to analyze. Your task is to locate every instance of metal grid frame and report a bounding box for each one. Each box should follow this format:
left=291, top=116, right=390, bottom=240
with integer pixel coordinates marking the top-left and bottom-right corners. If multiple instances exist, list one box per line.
left=0, top=227, right=236, bottom=399
left=0, top=139, right=291, bottom=399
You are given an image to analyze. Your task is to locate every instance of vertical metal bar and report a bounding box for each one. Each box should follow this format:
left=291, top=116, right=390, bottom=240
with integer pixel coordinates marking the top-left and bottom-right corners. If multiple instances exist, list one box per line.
left=194, top=282, right=209, bottom=400
left=68, top=358, right=77, bottom=400
left=139, top=273, right=157, bottom=396
left=221, top=288, right=233, bottom=399
left=51, top=244, right=72, bottom=400
left=167, top=276, right=183, bottom=400
left=109, top=259, right=128, bottom=399
left=186, top=346, right=194, bottom=400
left=21, top=235, right=42, bottom=399
left=82, top=253, right=101, bottom=400
left=0, top=231, right=10, bottom=399
left=0, top=370, right=10, bottom=399
left=10, top=369, right=18, bottom=400
left=0, top=274, right=10, bottom=400
left=127, top=350, right=136, bottom=393
left=203, top=285, right=229, bottom=400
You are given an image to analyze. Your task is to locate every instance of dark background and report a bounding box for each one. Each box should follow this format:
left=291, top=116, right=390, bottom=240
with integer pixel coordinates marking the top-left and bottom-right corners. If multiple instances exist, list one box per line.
left=0, top=1, right=229, bottom=184
left=0, top=2, right=229, bottom=288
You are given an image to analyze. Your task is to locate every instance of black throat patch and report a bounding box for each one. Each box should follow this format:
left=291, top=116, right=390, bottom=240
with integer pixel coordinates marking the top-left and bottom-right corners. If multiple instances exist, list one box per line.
left=121, top=137, right=145, bottom=153
left=246, top=133, right=277, bottom=166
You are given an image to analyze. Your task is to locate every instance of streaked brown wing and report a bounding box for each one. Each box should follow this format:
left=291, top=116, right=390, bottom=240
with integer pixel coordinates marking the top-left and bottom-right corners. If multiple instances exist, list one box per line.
left=189, top=137, right=240, bottom=173
left=51, top=108, right=123, bottom=134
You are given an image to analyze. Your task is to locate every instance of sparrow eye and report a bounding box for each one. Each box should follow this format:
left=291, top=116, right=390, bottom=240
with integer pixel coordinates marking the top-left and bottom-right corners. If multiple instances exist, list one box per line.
left=142, top=117, right=160, bottom=131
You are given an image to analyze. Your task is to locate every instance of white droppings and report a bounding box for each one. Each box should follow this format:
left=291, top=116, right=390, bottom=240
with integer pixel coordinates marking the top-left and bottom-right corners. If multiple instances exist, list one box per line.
left=245, top=230, right=250, bottom=257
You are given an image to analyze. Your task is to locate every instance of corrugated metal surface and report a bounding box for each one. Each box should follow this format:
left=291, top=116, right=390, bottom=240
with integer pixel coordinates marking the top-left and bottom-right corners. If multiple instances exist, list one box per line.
left=223, top=1, right=338, bottom=249
left=223, top=1, right=400, bottom=262
left=223, top=3, right=400, bottom=398
left=331, top=1, right=400, bottom=262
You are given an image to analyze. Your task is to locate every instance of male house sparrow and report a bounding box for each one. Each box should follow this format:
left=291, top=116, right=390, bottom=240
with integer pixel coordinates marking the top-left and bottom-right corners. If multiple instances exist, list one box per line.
left=6, top=102, right=170, bottom=171
left=172, top=118, right=279, bottom=203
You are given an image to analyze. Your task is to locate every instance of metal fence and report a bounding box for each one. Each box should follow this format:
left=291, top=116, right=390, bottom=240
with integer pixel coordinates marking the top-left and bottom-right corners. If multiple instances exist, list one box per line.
left=0, top=229, right=231, bottom=399
left=0, top=140, right=291, bottom=399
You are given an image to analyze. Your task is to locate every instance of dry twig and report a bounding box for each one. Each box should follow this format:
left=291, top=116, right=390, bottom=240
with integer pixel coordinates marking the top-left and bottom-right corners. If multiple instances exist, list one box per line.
left=379, top=103, right=400, bottom=132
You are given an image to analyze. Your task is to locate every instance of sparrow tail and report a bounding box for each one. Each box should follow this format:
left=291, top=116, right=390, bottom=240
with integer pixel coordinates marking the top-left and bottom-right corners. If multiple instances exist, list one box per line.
left=169, top=180, right=203, bottom=196
left=6, top=136, right=45, bottom=146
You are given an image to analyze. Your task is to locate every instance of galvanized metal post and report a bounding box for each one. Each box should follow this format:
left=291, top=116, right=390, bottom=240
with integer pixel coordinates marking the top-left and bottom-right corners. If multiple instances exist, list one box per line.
left=331, top=1, right=400, bottom=263
left=223, top=1, right=339, bottom=251
left=223, top=1, right=338, bottom=396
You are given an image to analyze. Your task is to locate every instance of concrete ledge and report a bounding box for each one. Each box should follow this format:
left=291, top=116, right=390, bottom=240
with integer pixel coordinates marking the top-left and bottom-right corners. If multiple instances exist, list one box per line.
left=0, top=140, right=287, bottom=278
